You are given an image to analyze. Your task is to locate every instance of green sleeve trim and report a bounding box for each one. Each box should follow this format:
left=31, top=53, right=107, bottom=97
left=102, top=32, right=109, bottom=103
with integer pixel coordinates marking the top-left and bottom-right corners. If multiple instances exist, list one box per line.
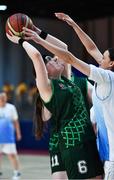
left=44, top=80, right=54, bottom=104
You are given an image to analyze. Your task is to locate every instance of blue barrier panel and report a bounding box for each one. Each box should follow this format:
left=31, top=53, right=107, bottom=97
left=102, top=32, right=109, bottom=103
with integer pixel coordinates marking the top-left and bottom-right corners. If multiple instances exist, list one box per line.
left=16, top=120, right=50, bottom=150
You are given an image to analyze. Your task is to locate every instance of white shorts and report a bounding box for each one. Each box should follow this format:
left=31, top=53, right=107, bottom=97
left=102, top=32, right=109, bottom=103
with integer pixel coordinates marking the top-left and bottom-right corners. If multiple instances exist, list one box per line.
left=104, top=160, right=114, bottom=180
left=0, top=144, right=17, bottom=154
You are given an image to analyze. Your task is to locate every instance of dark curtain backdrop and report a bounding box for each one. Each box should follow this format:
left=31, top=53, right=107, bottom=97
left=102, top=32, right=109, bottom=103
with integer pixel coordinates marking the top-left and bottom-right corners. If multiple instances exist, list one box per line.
left=0, top=15, right=114, bottom=87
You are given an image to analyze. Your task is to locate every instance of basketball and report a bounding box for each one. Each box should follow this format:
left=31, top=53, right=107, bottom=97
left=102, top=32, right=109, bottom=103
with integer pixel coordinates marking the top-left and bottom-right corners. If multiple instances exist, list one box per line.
left=5, top=13, right=33, bottom=37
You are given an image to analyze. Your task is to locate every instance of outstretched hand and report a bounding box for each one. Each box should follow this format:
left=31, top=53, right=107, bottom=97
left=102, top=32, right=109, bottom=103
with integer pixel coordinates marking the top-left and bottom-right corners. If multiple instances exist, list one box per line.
left=6, top=30, right=20, bottom=44
left=55, top=12, right=75, bottom=27
left=22, top=27, right=42, bottom=44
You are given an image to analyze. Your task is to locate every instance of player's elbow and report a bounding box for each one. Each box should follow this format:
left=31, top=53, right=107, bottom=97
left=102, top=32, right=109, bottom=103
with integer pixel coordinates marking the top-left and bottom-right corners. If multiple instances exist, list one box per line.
left=87, top=44, right=97, bottom=54
left=61, top=50, right=73, bottom=64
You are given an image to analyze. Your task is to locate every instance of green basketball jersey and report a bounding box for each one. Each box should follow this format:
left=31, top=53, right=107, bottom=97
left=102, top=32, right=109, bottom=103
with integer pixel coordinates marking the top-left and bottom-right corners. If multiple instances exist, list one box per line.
left=72, top=75, right=90, bottom=115
left=43, top=77, right=95, bottom=152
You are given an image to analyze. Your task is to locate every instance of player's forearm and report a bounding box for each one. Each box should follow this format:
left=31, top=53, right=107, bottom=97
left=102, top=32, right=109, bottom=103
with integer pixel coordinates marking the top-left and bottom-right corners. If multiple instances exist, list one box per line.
left=39, top=38, right=90, bottom=77
left=70, top=22, right=103, bottom=64
left=22, top=40, right=52, bottom=98
left=22, top=41, right=42, bottom=62
left=39, top=38, right=69, bottom=63
left=70, top=55, right=90, bottom=77
left=36, top=27, right=68, bottom=50
left=46, top=35, right=68, bottom=50
left=72, top=22, right=97, bottom=53
left=46, top=34, right=70, bottom=78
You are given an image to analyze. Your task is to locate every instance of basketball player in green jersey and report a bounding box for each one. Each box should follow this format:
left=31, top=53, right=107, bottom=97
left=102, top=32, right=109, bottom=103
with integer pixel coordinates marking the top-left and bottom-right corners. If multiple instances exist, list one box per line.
left=22, top=24, right=93, bottom=179
left=72, top=73, right=93, bottom=114
left=6, top=28, right=103, bottom=179
left=29, top=25, right=93, bottom=179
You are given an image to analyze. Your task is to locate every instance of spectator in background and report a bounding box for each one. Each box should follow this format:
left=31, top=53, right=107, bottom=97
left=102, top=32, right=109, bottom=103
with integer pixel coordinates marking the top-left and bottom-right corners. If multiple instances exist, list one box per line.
left=0, top=92, right=21, bottom=180
left=27, top=82, right=37, bottom=105
left=2, top=82, right=14, bottom=103
left=15, top=82, right=30, bottom=120
left=15, top=82, right=28, bottom=103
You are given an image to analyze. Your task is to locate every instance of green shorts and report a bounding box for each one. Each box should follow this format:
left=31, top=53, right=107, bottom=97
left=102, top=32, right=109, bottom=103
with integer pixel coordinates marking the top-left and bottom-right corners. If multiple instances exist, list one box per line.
left=50, top=140, right=104, bottom=179
left=50, top=151, right=65, bottom=174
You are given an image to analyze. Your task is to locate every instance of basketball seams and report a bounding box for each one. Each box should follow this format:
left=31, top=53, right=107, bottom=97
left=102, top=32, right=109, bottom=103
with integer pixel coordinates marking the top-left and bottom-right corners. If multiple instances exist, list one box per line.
left=28, top=18, right=33, bottom=29
left=7, top=18, right=20, bottom=36
left=25, top=15, right=29, bottom=28
left=19, top=13, right=25, bottom=36
left=6, top=13, right=33, bottom=37
left=17, top=13, right=21, bottom=36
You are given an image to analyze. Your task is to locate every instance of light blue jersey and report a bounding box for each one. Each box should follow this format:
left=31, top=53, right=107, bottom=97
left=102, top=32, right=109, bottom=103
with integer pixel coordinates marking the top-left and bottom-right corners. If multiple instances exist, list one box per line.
left=91, top=95, right=109, bottom=161
left=89, top=65, right=114, bottom=161
left=0, top=117, right=15, bottom=143
left=0, top=103, right=18, bottom=144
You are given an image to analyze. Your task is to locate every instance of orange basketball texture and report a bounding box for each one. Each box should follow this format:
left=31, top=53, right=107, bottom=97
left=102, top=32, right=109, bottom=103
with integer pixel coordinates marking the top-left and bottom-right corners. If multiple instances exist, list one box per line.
left=5, top=13, right=33, bottom=37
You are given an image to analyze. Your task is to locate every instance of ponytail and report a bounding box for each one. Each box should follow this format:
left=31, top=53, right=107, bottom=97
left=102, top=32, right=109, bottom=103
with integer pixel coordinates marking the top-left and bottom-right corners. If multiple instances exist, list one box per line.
left=33, top=92, right=46, bottom=139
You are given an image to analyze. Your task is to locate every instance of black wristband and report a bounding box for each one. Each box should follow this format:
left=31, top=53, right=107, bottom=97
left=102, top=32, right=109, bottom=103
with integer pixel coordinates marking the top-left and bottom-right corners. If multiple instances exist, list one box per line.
left=18, top=39, right=25, bottom=46
left=39, top=30, right=48, bottom=40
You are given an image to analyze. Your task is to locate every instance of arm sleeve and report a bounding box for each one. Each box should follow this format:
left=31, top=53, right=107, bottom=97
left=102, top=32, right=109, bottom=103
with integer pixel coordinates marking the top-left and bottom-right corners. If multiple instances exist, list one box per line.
left=88, top=64, right=111, bottom=84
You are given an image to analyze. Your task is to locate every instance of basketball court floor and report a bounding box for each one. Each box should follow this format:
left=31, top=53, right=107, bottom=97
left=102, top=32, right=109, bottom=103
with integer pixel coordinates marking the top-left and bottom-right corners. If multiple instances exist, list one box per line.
left=0, top=153, right=51, bottom=180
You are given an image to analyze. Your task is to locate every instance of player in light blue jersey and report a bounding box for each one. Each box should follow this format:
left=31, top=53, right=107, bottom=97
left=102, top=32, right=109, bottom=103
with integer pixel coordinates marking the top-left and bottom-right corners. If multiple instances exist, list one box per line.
left=90, top=106, right=109, bottom=162
left=47, top=12, right=114, bottom=180
left=18, top=12, right=114, bottom=180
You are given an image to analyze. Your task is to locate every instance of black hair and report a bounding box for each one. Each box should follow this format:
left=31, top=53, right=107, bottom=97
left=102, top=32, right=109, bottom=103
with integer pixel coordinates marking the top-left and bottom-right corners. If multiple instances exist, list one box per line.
left=108, top=48, right=114, bottom=61
left=32, top=65, right=48, bottom=139
left=33, top=91, right=44, bottom=139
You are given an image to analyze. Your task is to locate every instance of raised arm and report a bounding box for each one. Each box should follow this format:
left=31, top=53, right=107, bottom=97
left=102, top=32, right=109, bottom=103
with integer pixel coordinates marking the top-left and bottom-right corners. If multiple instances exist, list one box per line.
left=33, top=25, right=68, bottom=50
left=23, top=27, right=90, bottom=77
left=6, top=33, right=52, bottom=102
left=32, top=24, right=71, bottom=79
left=55, top=13, right=103, bottom=65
